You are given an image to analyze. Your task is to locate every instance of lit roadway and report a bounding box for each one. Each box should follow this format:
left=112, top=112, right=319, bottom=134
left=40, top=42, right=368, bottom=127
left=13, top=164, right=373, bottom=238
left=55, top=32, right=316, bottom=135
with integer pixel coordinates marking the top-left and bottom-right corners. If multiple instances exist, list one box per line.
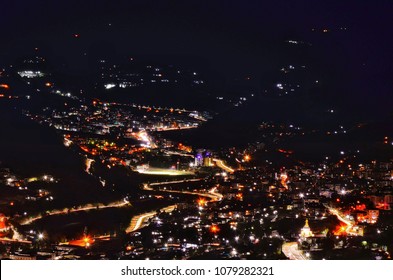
left=20, top=200, right=130, bottom=225
left=126, top=205, right=177, bottom=233
left=143, top=183, right=222, bottom=201
left=126, top=182, right=222, bottom=233
left=149, top=178, right=203, bottom=186
left=212, top=158, right=235, bottom=173
left=21, top=159, right=226, bottom=235
left=0, top=237, right=32, bottom=244
left=282, top=242, right=306, bottom=260
left=328, top=208, right=352, bottom=226
left=155, top=126, right=198, bottom=131
left=164, top=150, right=195, bottom=157
left=85, top=158, right=95, bottom=174
left=135, top=167, right=194, bottom=176
left=324, top=204, right=357, bottom=235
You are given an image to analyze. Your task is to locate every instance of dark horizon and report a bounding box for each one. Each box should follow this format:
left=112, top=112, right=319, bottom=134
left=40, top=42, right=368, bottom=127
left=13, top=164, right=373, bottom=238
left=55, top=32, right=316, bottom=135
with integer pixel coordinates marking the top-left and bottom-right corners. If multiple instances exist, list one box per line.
left=1, top=1, right=393, bottom=110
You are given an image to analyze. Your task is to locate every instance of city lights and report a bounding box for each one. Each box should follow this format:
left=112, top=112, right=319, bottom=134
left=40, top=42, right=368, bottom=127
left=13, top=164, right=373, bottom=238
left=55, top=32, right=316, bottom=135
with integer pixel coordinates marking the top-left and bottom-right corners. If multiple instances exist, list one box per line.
left=1, top=1, right=393, bottom=266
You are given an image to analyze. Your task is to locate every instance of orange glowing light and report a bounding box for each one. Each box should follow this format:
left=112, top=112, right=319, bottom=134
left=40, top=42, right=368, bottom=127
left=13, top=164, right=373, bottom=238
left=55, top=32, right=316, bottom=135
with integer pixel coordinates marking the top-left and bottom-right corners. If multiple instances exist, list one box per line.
left=0, top=84, right=9, bottom=89
left=69, top=235, right=95, bottom=247
left=45, top=82, right=52, bottom=87
left=198, top=198, right=206, bottom=206
left=278, top=149, right=293, bottom=154
left=0, top=216, right=6, bottom=229
left=210, top=225, right=220, bottom=233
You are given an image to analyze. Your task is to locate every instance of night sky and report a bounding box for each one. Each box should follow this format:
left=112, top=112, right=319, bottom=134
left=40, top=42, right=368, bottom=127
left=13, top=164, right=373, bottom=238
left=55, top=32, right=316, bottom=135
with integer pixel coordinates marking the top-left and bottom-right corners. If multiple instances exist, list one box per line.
left=1, top=0, right=393, bottom=110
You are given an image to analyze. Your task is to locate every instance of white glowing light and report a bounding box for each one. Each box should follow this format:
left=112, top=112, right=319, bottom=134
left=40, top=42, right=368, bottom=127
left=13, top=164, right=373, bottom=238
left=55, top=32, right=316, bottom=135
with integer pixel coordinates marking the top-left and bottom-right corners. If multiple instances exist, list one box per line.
left=104, top=83, right=116, bottom=89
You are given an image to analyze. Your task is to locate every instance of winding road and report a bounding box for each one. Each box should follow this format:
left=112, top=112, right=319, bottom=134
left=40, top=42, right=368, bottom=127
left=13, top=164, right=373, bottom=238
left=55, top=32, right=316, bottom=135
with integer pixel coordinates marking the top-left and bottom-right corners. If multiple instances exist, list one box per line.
left=282, top=242, right=306, bottom=260
left=324, top=204, right=358, bottom=235
left=213, top=158, right=235, bottom=173
left=125, top=181, right=222, bottom=233
left=19, top=158, right=229, bottom=238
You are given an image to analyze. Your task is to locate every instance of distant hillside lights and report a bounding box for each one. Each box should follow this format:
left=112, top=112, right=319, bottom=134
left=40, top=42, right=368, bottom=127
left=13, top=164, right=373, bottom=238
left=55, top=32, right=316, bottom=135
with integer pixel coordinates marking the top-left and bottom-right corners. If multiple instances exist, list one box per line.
left=17, top=70, right=45, bottom=78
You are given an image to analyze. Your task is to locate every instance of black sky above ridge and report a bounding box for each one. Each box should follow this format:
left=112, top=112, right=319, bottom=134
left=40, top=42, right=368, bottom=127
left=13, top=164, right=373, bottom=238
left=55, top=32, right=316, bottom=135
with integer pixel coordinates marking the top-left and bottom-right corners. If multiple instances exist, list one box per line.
left=1, top=0, right=393, bottom=111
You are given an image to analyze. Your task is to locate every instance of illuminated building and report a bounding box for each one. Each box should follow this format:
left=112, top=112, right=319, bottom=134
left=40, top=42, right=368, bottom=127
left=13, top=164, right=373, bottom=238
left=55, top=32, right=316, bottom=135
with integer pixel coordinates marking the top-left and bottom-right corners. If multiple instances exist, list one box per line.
left=195, top=150, right=203, bottom=166
left=203, top=151, right=213, bottom=167
left=280, top=172, right=289, bottom=189
left=195, top=150, right=213, bottom=167
left=356, top=209, right=379, bottom=224
left=300, top=219, right=314, bottom=238
left=367, top=210, right=379, bottom=224
left=203, top=157, right=212, bottom=166
left=0, top=214, right=7, bottom=232
left=369, top=195, right=393, bottom=210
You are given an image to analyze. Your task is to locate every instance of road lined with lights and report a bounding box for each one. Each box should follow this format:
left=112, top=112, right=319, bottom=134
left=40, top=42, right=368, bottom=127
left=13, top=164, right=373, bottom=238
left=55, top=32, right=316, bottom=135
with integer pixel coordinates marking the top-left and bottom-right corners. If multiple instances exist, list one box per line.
left=0, top=237, right=32, bottom=244
left=85, top=158, right=94, bottom=174
left=126, top=205, right=177, bottom=233
left=143, top=183, right=222, bottom=201
left=213, top=158, right=235, bottom=173
left=126, top=181, right=222, bottom=233
left=20, top=200, right=131, bottom=225
left=135, top=167, right=195, bottom=176
left=324, top=204, right=357, bottom=235
left=282, top=242, right=306, bottom=260
left=20, top=175, right=219, bottom=236
left=149, top=178, right=203, bottom=186
left=328, top=208, right=353, bottom=226
left=19, top=163, right=224, bottom=237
